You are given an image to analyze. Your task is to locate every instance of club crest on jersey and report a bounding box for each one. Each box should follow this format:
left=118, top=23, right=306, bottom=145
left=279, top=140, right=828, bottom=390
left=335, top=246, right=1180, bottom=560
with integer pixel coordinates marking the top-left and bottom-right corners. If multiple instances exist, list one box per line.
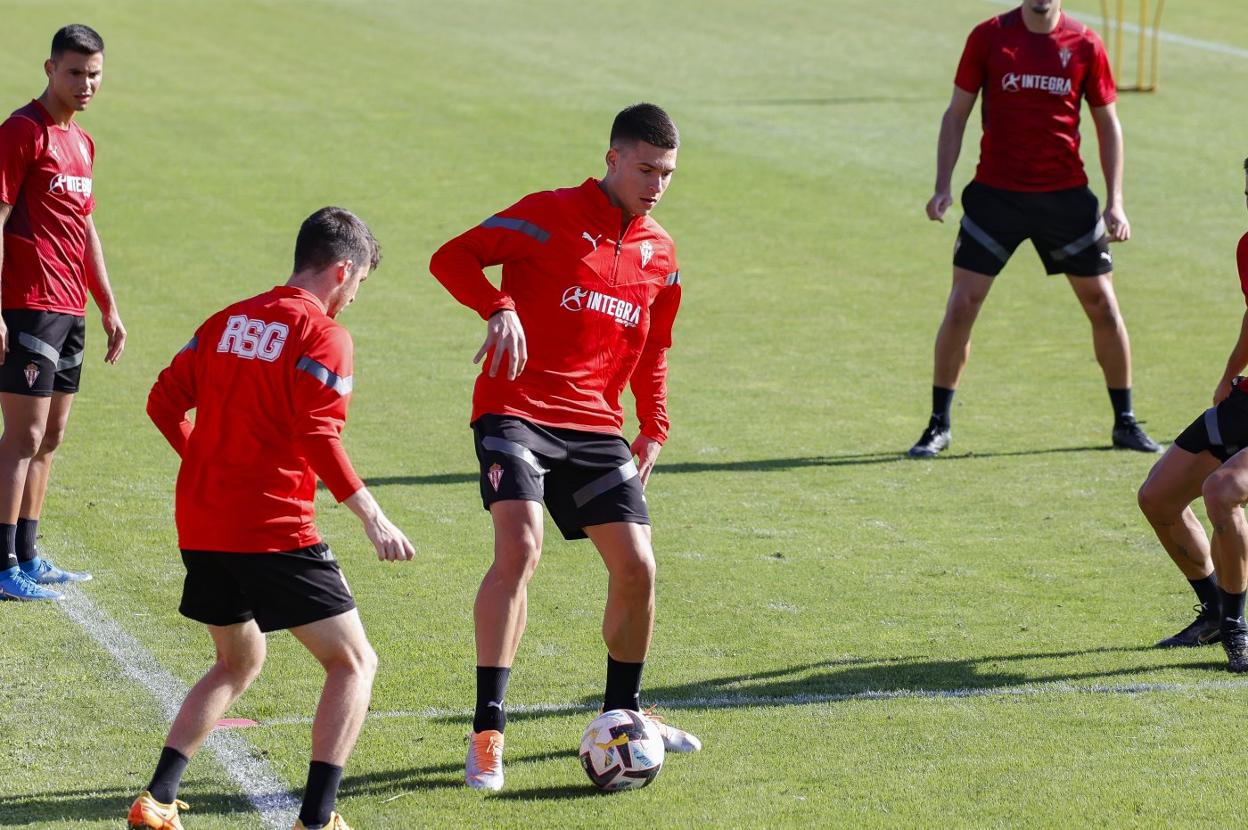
left=488, top=463, right=504, bottom=491
left=1058, top=47, right=1072, bottom=68
left=559, top=285, right=641, bottom=327
left=23, top=363, right=38, bottom=388
left=639, top=240, right=654, bottom=269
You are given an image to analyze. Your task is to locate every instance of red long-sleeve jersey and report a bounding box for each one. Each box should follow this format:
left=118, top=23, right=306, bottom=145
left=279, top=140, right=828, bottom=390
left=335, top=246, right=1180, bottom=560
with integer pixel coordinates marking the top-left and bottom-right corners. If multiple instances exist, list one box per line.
left=147, top=285, right=364, bottom=552
left=430, top=177, right=681, bottom=442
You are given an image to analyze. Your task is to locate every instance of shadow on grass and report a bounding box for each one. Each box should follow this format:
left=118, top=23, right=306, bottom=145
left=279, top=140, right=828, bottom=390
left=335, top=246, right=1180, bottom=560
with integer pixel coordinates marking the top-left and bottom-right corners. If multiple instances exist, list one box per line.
left=336, top=747, right=574, bottom=799
left=411, top=645, right=1232, bottom=727
left=0, top=784, right=249, bottom=827
left=363, top=445, right=1119, bottom=488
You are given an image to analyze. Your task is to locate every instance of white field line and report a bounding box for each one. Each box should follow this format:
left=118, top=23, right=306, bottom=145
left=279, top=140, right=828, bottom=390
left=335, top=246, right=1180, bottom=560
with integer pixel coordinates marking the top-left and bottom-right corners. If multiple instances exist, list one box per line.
left=58, top=588, right=299, bottom=830
left=985, top=1, right=1248, bottom=60
left=258, top=676, right=1248, bottom=727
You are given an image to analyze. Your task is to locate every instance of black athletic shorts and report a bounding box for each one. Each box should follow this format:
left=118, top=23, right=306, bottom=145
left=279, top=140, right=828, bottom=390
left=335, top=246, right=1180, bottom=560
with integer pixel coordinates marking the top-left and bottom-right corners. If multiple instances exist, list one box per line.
left=953, top=181, right=1113, bottom=277
left=473, top=414, right=650, bottom=541
left=0, top=309, right=86, bottom=396
left=1175, top=378, right=1248, bottom=463
left=179, top=543, right=356, bottom=632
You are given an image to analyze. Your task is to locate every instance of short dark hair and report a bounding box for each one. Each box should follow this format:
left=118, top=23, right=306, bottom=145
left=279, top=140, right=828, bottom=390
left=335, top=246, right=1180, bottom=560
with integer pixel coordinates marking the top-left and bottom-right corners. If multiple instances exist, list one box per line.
left=51, top=25, right=104, bottom=59
left=610, top=103, right=679, bottom=150
left=293, top=207, right=381, bottom=274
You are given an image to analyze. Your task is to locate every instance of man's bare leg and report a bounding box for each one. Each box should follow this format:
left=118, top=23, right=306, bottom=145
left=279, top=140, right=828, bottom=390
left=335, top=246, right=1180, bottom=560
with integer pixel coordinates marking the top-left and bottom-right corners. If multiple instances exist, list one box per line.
left=1201, top=449, right=1248, bottom=671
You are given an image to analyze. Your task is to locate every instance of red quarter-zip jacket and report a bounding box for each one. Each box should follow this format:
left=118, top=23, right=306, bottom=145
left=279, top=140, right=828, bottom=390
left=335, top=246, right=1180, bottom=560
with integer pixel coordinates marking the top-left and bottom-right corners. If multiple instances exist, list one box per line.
left=429, top=178, right=681, bottom=443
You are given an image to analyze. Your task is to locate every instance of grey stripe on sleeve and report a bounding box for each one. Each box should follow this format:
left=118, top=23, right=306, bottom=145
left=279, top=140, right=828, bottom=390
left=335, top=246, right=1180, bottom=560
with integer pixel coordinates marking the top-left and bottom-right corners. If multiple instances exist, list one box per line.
left=481, top=215, right=551, bottom=244
left=295, top=356, right=354, bottom=396
left=664, top=271, right=681, bottom=286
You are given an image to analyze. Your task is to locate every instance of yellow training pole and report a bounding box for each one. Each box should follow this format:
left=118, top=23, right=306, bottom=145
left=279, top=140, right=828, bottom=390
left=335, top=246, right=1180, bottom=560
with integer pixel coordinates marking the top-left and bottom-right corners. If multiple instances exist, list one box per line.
left=1150, top=0, right=1166, bottom=91
left=1137, top=0, right=1148, bottom=89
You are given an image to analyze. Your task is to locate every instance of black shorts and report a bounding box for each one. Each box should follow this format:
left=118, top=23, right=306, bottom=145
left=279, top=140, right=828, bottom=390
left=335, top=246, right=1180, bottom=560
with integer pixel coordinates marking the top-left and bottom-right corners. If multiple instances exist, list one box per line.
left=473, top=414, right=650, bottom=541
left=0, top=309, right=86, bottom=396
left=1175, top=379, right=1248, bottom=463
left=953, top=181, right=1113, bottom=277
left=179, top=543, right=356, bottom=633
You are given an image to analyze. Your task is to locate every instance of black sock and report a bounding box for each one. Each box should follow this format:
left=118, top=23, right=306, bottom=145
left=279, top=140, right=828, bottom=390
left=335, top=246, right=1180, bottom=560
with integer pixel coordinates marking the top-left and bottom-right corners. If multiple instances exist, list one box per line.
left=298, top=761, right=344, bottom=829
left=147, top=746, right=190, bottom=804
left=15, top=518, right=38, bottom=564
left=473, top=666, right=510, bottom=733
left=1109, top=387, right=1134, bottom=424
left=0, top=523, right=15, bottom=570
left=1220, top=588, right=1246, bottom=631
left=1191, top=574, right=1220, bottom=616
left=931, top=386, right=955, bottom=429
left=603, top=656, right=644, bottom=712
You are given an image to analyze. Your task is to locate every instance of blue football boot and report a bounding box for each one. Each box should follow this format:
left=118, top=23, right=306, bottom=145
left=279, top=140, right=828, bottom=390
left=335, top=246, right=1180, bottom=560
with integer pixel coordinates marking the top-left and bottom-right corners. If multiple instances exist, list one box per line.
left=21, top=555, right=92, bottom=584
left=0, top=566, right=63, bottom=600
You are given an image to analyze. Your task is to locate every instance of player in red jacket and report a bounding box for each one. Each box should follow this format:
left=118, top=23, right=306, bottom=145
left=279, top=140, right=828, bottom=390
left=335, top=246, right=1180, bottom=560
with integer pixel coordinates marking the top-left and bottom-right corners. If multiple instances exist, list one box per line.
left=129, top=208, right=414, bottom=830
left=908, top=0, right=1159, bottom=458
left=430, top=103, right=700, bottom=792
left=1138, top=158, right=1248, bottom=672
left=0, top=25, right=126, bottom=601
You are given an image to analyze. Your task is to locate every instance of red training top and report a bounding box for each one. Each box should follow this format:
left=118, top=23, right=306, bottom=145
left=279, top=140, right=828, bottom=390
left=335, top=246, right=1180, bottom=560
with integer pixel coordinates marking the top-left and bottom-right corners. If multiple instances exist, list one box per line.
left=429, top=177, right=682, bottom=443
left=955, top=9, right=1117, bottom=192
left=0, top=100, right=97, bottom=315
left=1238, top=232, right=1248, bottom=306
left=147, top=285, right=364, bottom=552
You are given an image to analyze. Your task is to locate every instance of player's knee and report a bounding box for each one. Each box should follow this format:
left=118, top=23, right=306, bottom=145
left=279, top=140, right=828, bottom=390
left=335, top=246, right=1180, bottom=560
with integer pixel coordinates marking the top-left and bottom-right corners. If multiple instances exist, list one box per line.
left=1202, top=473, right=1247, bottom=516
left=325, top=641, right=378, bottom=680
left=36, top=425, right=66, bottom=456
left=1081, top=291, right=1121, bottom=328
left=1137, top=479, right=1170, bottom=520
left=218, top=650, right=265, bottom=686
left=492, top=538, right=542, bottom=584
left=612, top=553, right=656, bottom=593
left=946, top=290, right=985, bottom=327
left=0, top=425, right=45, bottom=459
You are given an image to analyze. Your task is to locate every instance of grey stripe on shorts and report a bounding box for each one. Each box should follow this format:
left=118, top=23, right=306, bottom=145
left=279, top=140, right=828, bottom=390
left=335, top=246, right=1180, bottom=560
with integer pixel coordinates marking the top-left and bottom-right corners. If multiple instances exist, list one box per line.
left=1205, top=407, right=1224, bottom=446
left=1049, top=217, right=1107, bottom=261
left=959, top=215, right=1010, bottom=263
left=17, top=332, right=59, bottom=363
left=572, top=460, right=639, bottom=508
left=482, top=436, right=549, bottom=474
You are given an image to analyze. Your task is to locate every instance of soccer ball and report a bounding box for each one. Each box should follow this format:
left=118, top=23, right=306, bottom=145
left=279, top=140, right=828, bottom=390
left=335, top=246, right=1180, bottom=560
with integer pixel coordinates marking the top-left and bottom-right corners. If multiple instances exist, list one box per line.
left=578, top=708, right=665, bottom=791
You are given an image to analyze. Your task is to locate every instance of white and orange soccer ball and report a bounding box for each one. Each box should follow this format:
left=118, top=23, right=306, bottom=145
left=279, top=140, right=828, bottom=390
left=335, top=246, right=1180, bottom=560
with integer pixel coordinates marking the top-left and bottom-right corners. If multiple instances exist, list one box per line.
left=578, top=708, right=665, bottom=791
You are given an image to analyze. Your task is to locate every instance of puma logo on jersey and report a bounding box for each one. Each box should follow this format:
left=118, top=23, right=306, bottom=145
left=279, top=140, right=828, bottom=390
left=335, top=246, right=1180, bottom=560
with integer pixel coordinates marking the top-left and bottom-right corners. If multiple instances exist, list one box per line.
left=217, top=315, right=289, bottom=362
left=1001, top=47, right=1018, bottom=60
left=582, top=231, right=603, bottom=250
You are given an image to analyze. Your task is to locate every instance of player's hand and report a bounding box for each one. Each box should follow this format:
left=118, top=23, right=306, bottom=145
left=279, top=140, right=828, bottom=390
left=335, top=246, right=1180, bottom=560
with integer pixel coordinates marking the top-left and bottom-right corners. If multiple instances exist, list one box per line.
left=364, top=513, right=416, bottom=562
left=926, top=191, right=953, bottom=222
left=474, top=309, right=527, bottom=380
left=1215, top=378, right=1234, bottom=405
left=631, top=434, right=662, bottom=489
left=102, top=310, right=126, bottom=364
left=1104, top=205, right=1131, bottom=243
left=0, top=316, right=8, bottom=366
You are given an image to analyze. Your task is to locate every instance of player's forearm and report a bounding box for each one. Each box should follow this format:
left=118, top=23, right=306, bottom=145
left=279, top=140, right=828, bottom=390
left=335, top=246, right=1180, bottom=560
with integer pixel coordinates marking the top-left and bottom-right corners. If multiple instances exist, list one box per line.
left=146, top=392, right=192, bottom=456
left=1095, top=117, right=1125, bottom=209
left=429, top=239, right=514, bottom=319
left=934, top=108, right=968, bottom=193
left=84, top=220, right=118, bottom=315
left=1221, top=312, right=1248, bottom=382
left=298, top=433, right=365, bottom=502
left=0, top=203, right=11, bottom=306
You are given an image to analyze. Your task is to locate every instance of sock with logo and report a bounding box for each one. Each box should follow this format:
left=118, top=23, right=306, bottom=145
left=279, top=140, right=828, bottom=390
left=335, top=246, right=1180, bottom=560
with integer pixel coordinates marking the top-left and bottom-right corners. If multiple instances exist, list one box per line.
left=15, top=517, right=38, bottom=564
left=1109, top=387, right=1134, bottom=425
left=1219, top=588, right=1247, bottom=633
left=931, top=386, right=955, bottom=430
left=147, top=746, right=190, bottom=804
left=0, top=523, right=15, bottom=571
left=603, top=655, right=644, bottom=712
left=1191, top=573, right=1220, bottom=617
left=473, top=666, right=510, bottom=733
left=298, top=761, right=344, bottom=830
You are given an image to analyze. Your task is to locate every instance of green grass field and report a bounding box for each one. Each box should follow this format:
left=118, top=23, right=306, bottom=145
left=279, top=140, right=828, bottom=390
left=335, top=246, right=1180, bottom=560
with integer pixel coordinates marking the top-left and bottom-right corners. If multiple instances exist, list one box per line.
left=3, top=0, right=1248, bottom=827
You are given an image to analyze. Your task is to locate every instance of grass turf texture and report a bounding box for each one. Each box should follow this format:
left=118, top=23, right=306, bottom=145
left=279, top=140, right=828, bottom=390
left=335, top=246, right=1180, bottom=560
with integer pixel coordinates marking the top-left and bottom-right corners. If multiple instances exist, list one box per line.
left=2, top=0, right=1248, bottom=826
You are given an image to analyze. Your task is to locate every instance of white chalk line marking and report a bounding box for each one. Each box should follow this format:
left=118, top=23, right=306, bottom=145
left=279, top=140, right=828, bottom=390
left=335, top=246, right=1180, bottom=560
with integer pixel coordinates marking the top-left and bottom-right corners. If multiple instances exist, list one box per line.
left=256, top=676, right=1248, bottom=727
left=58, top=588, right=298, bottom=829
left=985, top=1, right=1248, bottom=60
